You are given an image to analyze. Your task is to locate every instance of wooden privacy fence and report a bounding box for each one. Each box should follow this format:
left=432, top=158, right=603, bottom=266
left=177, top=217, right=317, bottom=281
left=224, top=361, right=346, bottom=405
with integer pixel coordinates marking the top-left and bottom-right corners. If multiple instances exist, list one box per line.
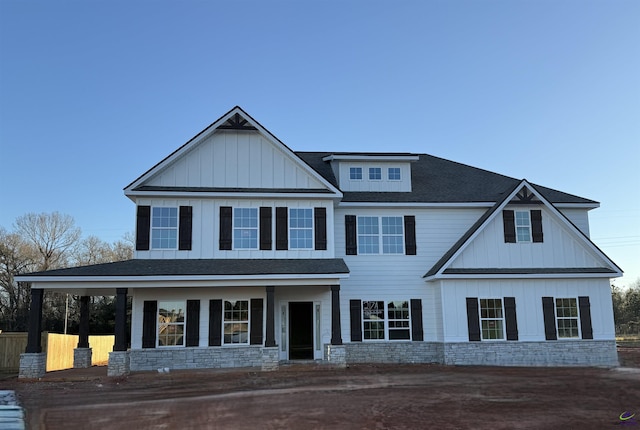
left=0, top=332, right=114, bottom=371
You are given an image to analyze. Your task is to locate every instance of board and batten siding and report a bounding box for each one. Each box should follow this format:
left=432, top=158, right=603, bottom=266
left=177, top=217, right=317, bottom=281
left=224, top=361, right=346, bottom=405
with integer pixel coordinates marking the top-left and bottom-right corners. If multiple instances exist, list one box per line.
left=449, top=206, right=606, bottom=269
left=557, top=208, right=591, bottom=237
left=145, top=130, right=327, bottom=190
left=334, top=207, right=485, bottom=343
left=134, top=198, right=335, bottom=259
left=439, top=278, right=615, bottom=342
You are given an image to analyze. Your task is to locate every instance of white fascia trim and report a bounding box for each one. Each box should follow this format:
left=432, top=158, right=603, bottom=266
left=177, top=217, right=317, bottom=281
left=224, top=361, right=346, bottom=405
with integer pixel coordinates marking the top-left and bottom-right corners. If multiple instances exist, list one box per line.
left=338, top=202, right=494, bottom=208
left=322, top=155, right=420, bottom=162
left=554, top=203, right=600, bottom=210
left=125, top=190, right=342, bottom=200
left=425, top=272, right=622, bottom=281
left=18, top=273, right=349, bottom=284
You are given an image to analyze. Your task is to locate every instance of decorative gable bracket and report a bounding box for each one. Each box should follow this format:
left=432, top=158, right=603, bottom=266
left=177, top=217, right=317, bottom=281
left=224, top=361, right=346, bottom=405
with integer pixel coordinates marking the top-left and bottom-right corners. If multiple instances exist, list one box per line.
left=217, top=113, right=257, bottom=131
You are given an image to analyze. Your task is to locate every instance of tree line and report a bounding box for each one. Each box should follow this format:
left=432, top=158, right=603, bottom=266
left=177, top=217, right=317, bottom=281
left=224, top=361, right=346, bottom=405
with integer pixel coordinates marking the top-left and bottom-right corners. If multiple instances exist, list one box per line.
left=0, top=212, right=133, bottom=334
left=612, top=281, right=640, bottom=336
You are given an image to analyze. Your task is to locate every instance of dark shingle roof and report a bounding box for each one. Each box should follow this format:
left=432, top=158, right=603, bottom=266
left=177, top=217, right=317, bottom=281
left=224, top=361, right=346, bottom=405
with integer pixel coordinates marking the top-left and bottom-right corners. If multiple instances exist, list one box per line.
left=295, top=152, right=596, bottom=204
left=21, top=259, right=350, bottom=278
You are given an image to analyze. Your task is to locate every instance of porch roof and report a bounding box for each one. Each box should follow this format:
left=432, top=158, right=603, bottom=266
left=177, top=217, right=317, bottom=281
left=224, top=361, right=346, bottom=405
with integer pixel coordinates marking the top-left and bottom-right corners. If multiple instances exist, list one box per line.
left=17, top=258, right=350, bottom=281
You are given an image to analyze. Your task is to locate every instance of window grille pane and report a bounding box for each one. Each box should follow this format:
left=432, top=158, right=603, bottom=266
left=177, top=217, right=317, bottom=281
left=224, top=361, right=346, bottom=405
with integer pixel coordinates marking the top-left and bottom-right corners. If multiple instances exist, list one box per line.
left=158, top=301, right=185, bottom=347
left=369, top=167, right=381, bottom=180
left=151, top=207, right=178, bottom=249
left=388, top=168, right=401, bottom=180
left=289, top=208, right=313, bottom=249
left=233, top=208, right=258, bottom=249
left=350, top=167, right=362, bottom=180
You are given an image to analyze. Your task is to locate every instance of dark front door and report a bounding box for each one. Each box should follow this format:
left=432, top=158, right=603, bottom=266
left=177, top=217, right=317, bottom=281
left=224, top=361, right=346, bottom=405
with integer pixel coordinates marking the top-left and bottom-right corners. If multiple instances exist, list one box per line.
left=289, top=302, right=313, bottom=360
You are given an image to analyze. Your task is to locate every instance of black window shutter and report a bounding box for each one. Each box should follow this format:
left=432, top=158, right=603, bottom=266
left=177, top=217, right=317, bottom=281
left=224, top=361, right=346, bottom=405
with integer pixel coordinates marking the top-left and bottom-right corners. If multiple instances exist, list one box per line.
left=542, top=297, right=557, bottom=340
left=503, top=210, right=516, bottom=243
left=578, top=296, right=593, bottom=339
left=314, top=207, right=327, bottom=250
left=466, top=297, right=481, bottom=341
left=350, top=299, right=362, bottom=342
left=259, top=207, right=272, bottom=250
left=410, top=299, right=423, bottom=341
left=275, top=207, right=288, bottom=250
left=504, top=297, right=518, bottom=341
left=179, top=206, right=193, bottom=251
left=136, top=206, right=151, bottom=251
left=142, top=300, right=157, bottom=348
left=531, top=210, right=543, bottom=243
left=345, top=215, right=357, bottom=255
left=219, top=206, right=232, bottom=250
left=250, top=298, right=264, bottom=345
left=404, top=215, right=417, bottom=255
left=209, top=299, right=222, bottom=346
left=186, top=299, right=200, bottom=347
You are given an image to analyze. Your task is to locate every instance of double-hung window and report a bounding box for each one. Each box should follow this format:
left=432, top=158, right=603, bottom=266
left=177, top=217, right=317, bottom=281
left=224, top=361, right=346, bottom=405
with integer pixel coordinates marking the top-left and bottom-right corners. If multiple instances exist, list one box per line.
left=224, top=300, right=249, bottom=344
left=357, top=216, right=404, bottom=254
left=555, top=298, right=579, bottom=338
left=233, top=208, right=258, bottom=249
left=158, top=300, right=185, bottom=347
left=515, top=210, right=532, bottom=243
left=289, top=208, right=313, bottom=249
left=479, top=299, right=505, bottom=340
left=362, top=300, right=410, bottom=340
left=151, top=207, right=178, bottom=249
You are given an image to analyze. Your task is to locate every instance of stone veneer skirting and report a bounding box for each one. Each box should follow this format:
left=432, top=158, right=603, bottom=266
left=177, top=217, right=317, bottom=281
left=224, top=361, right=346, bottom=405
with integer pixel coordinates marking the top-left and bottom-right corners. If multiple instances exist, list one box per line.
left=442, top=340, right=619, bottom=367
left=128, top=346, right=265, bottom=371
left=345, top=342, right=444, bottom=364
left=345, top=340, right=618, bottom=367
left=107, top=340, right=618, bottom=375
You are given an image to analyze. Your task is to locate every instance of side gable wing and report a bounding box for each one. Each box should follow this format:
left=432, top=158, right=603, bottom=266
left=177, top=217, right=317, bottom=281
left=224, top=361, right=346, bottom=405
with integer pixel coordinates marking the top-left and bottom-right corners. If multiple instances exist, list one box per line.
left=124, top=106, right=342, bottom=197
left=425, top=180, right=622, bottom=280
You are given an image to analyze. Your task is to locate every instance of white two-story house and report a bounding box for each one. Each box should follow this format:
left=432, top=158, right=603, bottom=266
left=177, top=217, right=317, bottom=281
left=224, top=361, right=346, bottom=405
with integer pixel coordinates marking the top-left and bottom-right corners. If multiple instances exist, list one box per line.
left=17, top=106, right=622, bottom=377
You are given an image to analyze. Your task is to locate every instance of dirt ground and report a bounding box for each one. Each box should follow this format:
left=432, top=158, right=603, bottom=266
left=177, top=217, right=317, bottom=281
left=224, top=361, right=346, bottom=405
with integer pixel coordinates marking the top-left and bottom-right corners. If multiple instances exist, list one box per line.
left=3, top=347, right=640, bottom=430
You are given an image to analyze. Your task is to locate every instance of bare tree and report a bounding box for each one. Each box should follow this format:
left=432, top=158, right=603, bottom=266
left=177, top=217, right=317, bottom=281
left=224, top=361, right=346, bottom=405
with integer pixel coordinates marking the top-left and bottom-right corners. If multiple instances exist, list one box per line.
left=0, top=228, right=39, bottom=330
left=14, top=212, right=81, bottom=271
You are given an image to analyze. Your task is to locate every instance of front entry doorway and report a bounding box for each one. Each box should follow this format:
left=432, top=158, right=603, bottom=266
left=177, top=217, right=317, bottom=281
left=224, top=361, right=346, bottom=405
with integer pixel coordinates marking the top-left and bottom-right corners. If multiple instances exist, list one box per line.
left=288, top=302, right=313, bottom=360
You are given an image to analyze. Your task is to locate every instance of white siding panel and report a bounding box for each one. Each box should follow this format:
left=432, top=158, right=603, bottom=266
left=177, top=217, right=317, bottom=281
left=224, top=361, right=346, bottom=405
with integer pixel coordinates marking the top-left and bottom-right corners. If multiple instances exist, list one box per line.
left=440, top=279, right=615, bottom=342
left=145, top=131, right=326, bottom=190
left=559, top=208, right=591, bottom=237
left=449, top=206, right=606, bottom=269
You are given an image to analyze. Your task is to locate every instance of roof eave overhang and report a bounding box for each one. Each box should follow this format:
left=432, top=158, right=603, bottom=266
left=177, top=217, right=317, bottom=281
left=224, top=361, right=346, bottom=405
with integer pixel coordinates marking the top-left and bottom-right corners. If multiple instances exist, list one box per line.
left=125, top=190, right=343, bottom=200
left=322, top=154, right=420, bottom=162
left=18, top=272, right=351, bottom=289
left=425, top=272, right=622, bottom=281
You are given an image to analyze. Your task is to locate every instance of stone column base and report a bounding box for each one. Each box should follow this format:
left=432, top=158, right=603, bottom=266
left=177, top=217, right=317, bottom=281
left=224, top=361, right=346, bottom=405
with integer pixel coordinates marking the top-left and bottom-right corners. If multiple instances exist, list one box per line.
left=261, top=347, right=279, bottom=371
left=326, top=344, right=346, bottom=368
left=19, top=352, right=47, bottom=379
left=107, top=351, right=130, bottom=377
left=74, top=348, right=92, bottom=368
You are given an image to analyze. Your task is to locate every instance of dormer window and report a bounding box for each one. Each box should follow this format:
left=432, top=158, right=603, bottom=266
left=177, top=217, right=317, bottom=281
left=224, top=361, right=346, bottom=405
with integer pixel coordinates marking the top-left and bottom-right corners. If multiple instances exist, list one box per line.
left=350, top=167, right=363, bottom=180
left=515, top=211, right=532, bottom=243
left=369, top=167, right=382, bottom=180
left=388, top=167, right=401, bottom=181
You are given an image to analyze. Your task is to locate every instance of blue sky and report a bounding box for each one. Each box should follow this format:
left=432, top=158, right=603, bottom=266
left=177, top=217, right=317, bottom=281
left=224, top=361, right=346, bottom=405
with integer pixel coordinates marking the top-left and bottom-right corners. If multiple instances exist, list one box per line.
left=1, top=0, right=638, bottom=286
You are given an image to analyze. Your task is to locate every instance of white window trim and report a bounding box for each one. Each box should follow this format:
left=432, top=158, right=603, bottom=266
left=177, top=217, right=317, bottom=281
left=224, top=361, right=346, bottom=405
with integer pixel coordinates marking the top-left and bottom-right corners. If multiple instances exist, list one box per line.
left=151, top=207, right=179, bottom=250
left=478, top=298, right=506, bottom=341
left=362, top=300, right=411, bottom=342
left=555, top=297, right=581, bottom=339
left=223, top=299, right=250, bottom=346
left=289, top=208, right=314, bottom=250
left=233, top=207, right=259, bottom=250
left=349, top=167, right=363, bottom=181
left=515, top=210, right=532, bottom=243
left=368, top=167, right=382, bottom=181
left=157, top=300, right=185, bottom=348
left=357, top=216, right=405, bottom=255
left=388, top=167, right=401, bottom=181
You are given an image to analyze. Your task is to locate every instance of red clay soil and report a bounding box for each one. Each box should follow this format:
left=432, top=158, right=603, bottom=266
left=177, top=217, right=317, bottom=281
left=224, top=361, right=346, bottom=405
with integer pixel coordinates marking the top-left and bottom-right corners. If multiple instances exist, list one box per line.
left=4, top=347, right=640, bottom=430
